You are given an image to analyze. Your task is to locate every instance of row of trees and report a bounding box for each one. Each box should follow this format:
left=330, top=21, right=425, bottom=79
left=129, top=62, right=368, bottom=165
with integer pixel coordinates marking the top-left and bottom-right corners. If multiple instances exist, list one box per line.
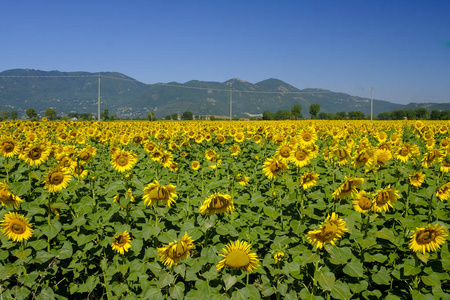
left=376, top=108, right=450, bottom=120
left=262, top=104, right=321, bottom=120
left=0, top=110, right=19, bottom=121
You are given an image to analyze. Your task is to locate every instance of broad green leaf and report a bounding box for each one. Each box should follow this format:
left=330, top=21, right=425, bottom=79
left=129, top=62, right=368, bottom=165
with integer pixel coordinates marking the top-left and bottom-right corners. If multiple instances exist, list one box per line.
left=376, top=228, right=396, bottom=243
left=223, top=274, right=237, bottom=291
left=314, top=268, right=335, bottom=291
left=169, top=282, right=185, bottom=300
left=343, top=259, right=364, bottom=278
left=330, top=281, right=352, bottom=300
left=372, top=266, right=391, bottom=285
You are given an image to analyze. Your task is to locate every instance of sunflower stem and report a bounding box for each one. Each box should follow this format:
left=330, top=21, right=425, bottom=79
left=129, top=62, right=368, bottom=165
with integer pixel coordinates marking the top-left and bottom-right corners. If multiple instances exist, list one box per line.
left=405, top=184, right=411, bottom=218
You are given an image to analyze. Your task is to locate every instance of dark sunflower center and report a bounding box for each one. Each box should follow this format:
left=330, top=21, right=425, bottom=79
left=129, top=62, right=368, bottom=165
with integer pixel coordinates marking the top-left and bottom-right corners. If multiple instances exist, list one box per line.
left=115, top=236, right=126, bottom=246
left=11, top=223, right=25, bottom=234
left=117, top=156, right=128, bottom=166
left=416, top=230, right=436, bottom=244
left=400, top=148, right=409, bottom=156
left=303, top=134, right=312, bottom=141
left=296, top=151, right=306, bottom=160
left=50, top=172, right=64, bottom=184
left=376, top=191, right=389, bottom=205
left=280, top=147, right=290, bottom=157
left=5, top=144, right=13, bottom=152
left=31, top=149, right=42, bottom=159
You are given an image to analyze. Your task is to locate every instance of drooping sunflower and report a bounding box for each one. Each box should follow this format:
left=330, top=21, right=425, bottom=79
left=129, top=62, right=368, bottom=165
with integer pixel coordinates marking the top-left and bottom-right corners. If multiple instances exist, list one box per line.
left=1, top=212, right=33, bottom=242
left=436, top=182, right=450, bottom=201
left=110, top=149, right=138, bottom=173
left=263, top=157, right=288, bottom=179
left=332, top=147, right=351, bottom=166
left=0, top=138, right=21, bottom=157
left=372, top=185, right=400, bottom=212
left=332, top=176, right=364, bottom=200
left=409, top=172, right=425, bottom=187
left=307, top=212, right=348, bottom=249
left=43, top=166, right=72, bottom=193
left=158, top=232, right=194, bottom=267
left=395, top=143, right=420, bottom=162
left=421, top=149, right=441, bottom=168
left=409, top=224, right=448, bottom=254
left=111, top=230, right=132, bottom=255
left=143, top=181, right=177, bottom=207
left=199, top=193, right=234, bottom=215
left=300, top=171, right=319, bottom=190
left=352, top=149, right=373, bottom=168
left=352, top=191, right=372, bottom=214
left=0, top=183, right=23, bottom=208
left=217, top=240, right=260, bottom=273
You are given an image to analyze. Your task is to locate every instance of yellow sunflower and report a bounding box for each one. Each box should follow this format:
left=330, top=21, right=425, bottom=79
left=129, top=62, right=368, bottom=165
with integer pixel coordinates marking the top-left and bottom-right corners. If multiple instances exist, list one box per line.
left=290, top=148, right=312, bottom=168
left=276, top=142, right=292, bottom=162
left=307, top=212, right=348, bottom=249
left=43, top=166, right=72, bottom=193
left=237, top=174, right=250, bottom=186
left=300, top=171, right=319, bottom=190
left=440, top=152, right=450, bottom=173
left=436, top=182, right=450, bottom=201
left=110, top=149, right=138, bottom=173
left=71, top=165, right=88, bottom=179
left=274, top=252, right=285, bottom=263
left=199, top=193, right=234, bottom=215
left=421, top=149, right=441, bottom=169
left=298, top=129, right=317, bottom=147
left=352, top=191, right=372, bottom=214
left=0, top=138, right=21, bottom=157
left=1, top=212, right=33, bottom=242
left=158, top=232, right=194, bottom=267
left=409, top=224, right=448, bottom=254
left=332, top=176, right=364, bottom=200
left=263, top=157, right=288, bottom=179
left=372, top=185, right=400, bottom=212
left=205, top=149, right=217, bottom=162
left=217, top=240, right=260, bottom=273
left=143, top=181, right=177, bottom=207
left=0, top=183, right=23, bottom=208
left=20, top=142, right=51, bottom=166
left=409, top=172, right=425, bottom=187
left=191, top=161, right=201, bottom=171
left=374, top=149, right=392, bottom=167
left=229, top=144, right=241, bottom=156
left=111, top=230, right=132, bottom=255
left=352, top=150, right=373, bottom=168
left=395, top=143, right=420, bottom=162
left=332, top=147, right=351, bottom=166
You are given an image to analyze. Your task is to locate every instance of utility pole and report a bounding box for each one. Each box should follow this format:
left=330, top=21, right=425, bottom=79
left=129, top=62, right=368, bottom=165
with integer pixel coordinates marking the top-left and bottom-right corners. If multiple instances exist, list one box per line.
left=370, top=87, right=373, bottom=123
left=98, top=73, right=101, bottom=121
left=229, top=82, right=232, bottom=122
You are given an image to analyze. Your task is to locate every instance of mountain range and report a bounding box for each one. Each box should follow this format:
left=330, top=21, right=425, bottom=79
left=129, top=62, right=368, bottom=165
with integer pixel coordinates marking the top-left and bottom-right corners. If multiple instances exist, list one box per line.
left=0, top=69, right=447, bottom=119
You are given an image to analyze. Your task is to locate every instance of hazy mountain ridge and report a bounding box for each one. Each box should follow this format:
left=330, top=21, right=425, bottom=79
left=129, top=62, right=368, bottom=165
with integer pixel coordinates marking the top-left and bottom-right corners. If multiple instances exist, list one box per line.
left=0, top=68, right=420, bottom=119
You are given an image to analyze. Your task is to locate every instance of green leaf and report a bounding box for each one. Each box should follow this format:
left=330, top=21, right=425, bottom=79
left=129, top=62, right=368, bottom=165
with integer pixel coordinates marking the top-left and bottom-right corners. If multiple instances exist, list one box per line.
left=169, top=282, right=185, bottom=300
left=158, top=270, right=175, bottom=288
left=19, top=271, right=39, bottom=288
left=41, top=220, right=62, bottom=239
left=223, top=274, right=237, bottom=291
left=403, top=259, right=421, bottom=276
left=141, top=285, right=164, bottom=300
left=33, top=250, right=54, bottom=264
left=58, top=241, right=73, bottom=260
left=314, top=268, right=335, bottom=291
left=330, top=281, right=352, bottom=300
left=343, top=259, right=364, bottom=278
left=263, top=206, right=280, bottom=219
left=376, top=228, right=396, bottom=243
left=372, top=266, right=391, bottom=285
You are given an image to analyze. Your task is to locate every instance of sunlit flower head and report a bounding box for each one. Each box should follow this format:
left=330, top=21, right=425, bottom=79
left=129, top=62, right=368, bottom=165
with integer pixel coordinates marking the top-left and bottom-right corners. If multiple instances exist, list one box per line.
left=0, top=138, right=21, bottom=158
left=372, top=185, right=400, bottom=212
left=300, top=171, right=319, bottom=190
left=436, top=182, right=450, bottom=201
left=440, top=152, right=450, bottom=173
left=158, top=232, right=194, bottom=267
left=1, top=212, right=33, bottom=242
left=0, top=183, right=22, bottom=209
left=290, top=148, right=312, bottom=168
left=421, top=149, right=441, bottom=169
left=332, top=176, right=364, bottom=200
left=409, top=172, right=425, bottom=187
left=43, top=166, right=72, bottom=193
left=217, top=240, right=259, bottom=273
left=409, top=224, right=448, bottom=254
left=352, top=150, right=373, bottom=168
left=307, top=212, right=348, bottom=249
left=276, top=142, right=292, bottom=162
left=143, top=181, right=177, bottom=207
left=20, top=142, right=51, bottom=166
left=395, top=143, right=420, bottom=163
left=191, top=161, right=201, bottom=170
left=274, top=252, right=285, bottom=263
left=263, top=157, right=288, bottom=179
left=199, top=193, right=234, bottom=215
left=111, top=230, right=132, bottom=255
left=374, top=149, right=392, bottom=167
left=236, top=174, right=250, bottom=186
left=229, top=144, right=241, bottom=156
left=352, top=191, right=372, bottom=214
left=332, top=147, right=351, bottom=166
left=110, top=149, right=138, bottom=173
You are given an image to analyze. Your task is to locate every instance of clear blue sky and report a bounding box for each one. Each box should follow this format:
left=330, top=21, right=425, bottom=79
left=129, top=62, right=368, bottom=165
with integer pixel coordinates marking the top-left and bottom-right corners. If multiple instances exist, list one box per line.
left=1, top=0, right=449, bottom=104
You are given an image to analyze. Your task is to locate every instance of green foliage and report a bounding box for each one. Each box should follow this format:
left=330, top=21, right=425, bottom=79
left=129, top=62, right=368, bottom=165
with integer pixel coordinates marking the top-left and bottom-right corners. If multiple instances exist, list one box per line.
left=309, top=104, right=320, bottom=119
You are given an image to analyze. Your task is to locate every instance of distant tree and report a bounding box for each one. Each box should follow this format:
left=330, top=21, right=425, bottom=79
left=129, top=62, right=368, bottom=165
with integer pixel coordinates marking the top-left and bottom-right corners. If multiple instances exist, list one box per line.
left=377, top=112, right=391, bottom=120
left=327, top=113, right=335, bottom=120
left=391, top=110, right=405, bottom=120
left=274, top=110, right=292, bottom=120
left=430, top=110, right=442, bottom=120
left=291, top=104, right=302, bottom=119
left=210, top=115, right=216, bottom=121
left=416, top=108, right=429, bottom=120
left=165, top=115, right=171, bottom=120
left=26, top=108, right=38, bottom=120
left=182, top=111, right=193, bottom=120
left=171, top=113, right=178, bottom=120
left=309, top=104, right=321, bottom=119
left=10, top=111, right=18, bottom=120
left=0, top=110, right=9, bottom=121
left=148, top=111, right=156, bottom=121
left=348, top=111, right=365, bottom=120
left=262, top=111, right=274, bottom=120
left=317, top=112, right=328, bottom=120
left=101, top=108, right=109, bottom=121
left=45, top=108, right=57, bottom=120
left=334, top=111, right=347, bottom=120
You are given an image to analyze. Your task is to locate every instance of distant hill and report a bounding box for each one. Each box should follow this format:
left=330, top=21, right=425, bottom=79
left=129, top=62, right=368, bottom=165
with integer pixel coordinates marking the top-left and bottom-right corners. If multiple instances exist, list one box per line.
left=0, top=69, right=403, bottom=118
left=394, top=102, right=450, bottom=112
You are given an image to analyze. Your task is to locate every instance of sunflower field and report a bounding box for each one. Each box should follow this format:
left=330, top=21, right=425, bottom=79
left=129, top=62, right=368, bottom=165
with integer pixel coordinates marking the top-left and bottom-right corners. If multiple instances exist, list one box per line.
left=0, top=119, right=449, bottom=299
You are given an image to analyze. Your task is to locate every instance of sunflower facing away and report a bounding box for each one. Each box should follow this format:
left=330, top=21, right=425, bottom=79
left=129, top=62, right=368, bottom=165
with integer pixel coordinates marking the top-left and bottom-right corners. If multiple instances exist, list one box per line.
left=307, top=212, right=348, bottom=249
left=332, top=176, right=364, bottom=200
left=372, top=185, right=400, bottom=212
left=110, top=149, right=138, bottom=173
left=199, top=193, right=235, bottom=215
left=111, top=230, right=132, bottom=255
left=143, top=180, right=177, bottom=207
left=0, top=183, right=23, bottom=208
left=409, top=224, right=448, bottom=254
left=217, top=240, right=260, bottom=273
left=1, top=212, right=34, bottom=242
left=158, top=232, right=194, bottom=267
left=263, top=157, right=288, bottom=180
left=43, top=166, right=72, bottom=193
left=436, top=182, right=450, bottom=201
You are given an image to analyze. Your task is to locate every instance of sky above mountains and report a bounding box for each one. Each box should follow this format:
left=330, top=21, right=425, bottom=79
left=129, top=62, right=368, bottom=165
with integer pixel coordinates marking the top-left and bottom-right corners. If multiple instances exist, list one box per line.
left=1, top=0, right=449, bottom=104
